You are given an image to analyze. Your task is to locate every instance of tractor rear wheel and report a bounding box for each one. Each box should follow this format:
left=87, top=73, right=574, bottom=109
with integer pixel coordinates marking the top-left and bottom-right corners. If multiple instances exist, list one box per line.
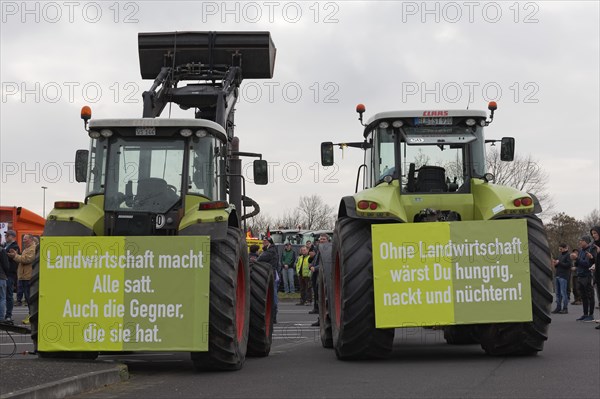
left=192, top=227, right=250, bottom=370
left=330, top=217, right=394, bottom=359
left=246, top=260, right=274, bottom=357
left=318, top=242, right=333, bottom=348
left=479, top=215, right=552, bottom=356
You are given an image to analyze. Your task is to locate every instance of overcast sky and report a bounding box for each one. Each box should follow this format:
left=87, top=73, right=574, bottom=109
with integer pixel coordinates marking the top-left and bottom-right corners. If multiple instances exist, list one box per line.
left=1, top=1, right=598, bottom=223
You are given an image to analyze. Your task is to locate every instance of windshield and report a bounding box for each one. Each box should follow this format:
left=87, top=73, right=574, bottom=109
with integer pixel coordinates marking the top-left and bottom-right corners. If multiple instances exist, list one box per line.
left=104, top=138, right=185, bottom=213
left=370, top=126, right=472, bottom=193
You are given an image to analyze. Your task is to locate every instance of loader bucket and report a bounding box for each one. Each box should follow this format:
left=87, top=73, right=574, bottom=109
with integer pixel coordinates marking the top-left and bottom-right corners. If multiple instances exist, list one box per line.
left=138, top=31, right=276, bottom=80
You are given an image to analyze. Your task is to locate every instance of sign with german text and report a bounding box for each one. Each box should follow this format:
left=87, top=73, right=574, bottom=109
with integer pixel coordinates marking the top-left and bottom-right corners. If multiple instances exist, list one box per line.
left=39, top=236, right=210, bottom=351
left=372, top=220, right=531, bottom=328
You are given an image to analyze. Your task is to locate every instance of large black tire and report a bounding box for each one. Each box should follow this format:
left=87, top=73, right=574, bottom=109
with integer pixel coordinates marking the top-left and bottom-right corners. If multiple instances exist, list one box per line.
left=443, top=325, right=479, bottom=345
left=31, top=250, right=98, bottom=360
left=318, top=243, right=333, bottom=348
left=246, top=260, right=274, bottom=357
left=191, top=227, right=250, bottom=370
left=479, top=215, right=552, bottom=356
left=330, top=217, right=394, bottom=359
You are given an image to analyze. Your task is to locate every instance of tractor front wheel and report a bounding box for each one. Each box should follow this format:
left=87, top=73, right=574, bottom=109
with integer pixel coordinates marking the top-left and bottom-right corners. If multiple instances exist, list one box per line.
left=246, top=260, right=274, bottom=357
left=191, top=227, right=250, bottom=370
left=330, top=217, right=394, bottom=359
left=479, top=215, right=552, bottom=356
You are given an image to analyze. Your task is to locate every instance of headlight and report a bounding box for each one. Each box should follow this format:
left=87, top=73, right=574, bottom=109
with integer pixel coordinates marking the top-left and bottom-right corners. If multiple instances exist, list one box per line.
left=180, top=129, right=193, bottom=137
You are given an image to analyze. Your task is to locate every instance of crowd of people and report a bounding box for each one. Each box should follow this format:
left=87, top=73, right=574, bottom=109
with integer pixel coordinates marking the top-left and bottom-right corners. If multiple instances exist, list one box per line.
left=249, top=233, right=330, bottom=327
left=551, top=227, right=600, bottom=329
left=0, top=230, right=37, bottom=325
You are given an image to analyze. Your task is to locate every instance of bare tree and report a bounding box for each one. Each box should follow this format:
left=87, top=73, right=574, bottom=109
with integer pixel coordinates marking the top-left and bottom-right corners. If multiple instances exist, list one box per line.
left=247, top=213, right=272, bottom=237
left=297, top=195, right=336, bottom=230
left=545, top=212, right=586, bottom=257
left=486, top=148, right=554, bottom=215
left=273, top=208, right=302, bottom=230
left=583, top=209, right=600, bottom=230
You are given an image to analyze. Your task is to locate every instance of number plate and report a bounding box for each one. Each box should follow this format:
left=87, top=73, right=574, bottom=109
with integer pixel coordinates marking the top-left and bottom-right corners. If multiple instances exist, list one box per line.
left=136, top=127, right=156, bottom=136
left=414, top=117, right=453, bottom=126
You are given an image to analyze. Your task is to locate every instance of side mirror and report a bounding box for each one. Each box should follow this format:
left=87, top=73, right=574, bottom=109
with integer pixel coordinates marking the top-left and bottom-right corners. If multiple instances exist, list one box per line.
left=253, top=159, right=268, bottom=185
left=321, top=142, right=334, bottom=166
left=75, top=150, right=89, bottom=182
left=500, top=137, right=515, bottom=161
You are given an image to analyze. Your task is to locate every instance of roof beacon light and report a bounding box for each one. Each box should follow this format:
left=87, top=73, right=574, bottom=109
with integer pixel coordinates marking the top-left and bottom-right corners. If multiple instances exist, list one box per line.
left=486, top=101, right=498, bottom=125
left=356, top=103, right=366, bottom=126
left=81, top=106, right=92, bottom=129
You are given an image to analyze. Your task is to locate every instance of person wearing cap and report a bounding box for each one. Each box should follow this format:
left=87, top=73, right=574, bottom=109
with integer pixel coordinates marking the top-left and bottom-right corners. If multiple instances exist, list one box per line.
left=257, top=237, right=280, bottom=323
left=280, top=242, right=297, bottom=294
left=551, top=243, right=571, bottom=314
left=570, top=235, right=597, bottom=322
left=3, top=230, right=19, bottom=323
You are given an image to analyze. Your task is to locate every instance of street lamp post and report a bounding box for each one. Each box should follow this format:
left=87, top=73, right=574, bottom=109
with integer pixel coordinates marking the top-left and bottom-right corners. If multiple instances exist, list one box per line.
left=41, top=186, right=48, bottom=218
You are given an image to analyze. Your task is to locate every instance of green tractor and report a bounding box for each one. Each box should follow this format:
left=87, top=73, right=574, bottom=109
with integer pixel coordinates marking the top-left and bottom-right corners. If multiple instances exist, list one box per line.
left=30, top=31, right=277, bottom=370
left=318, top=103, right=552, bottom=359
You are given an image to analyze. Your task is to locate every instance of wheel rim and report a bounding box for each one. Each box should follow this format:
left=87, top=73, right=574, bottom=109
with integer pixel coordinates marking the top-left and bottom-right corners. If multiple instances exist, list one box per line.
left=334, top=252, right=341, bottom=328
left=235, top=258, right=246, bottom=343
left=265, top=278, right=273, bottom=337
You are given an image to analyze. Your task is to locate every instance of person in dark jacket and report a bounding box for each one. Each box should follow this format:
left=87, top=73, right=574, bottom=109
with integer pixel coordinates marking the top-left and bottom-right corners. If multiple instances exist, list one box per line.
left=3, top=230, right=19, bottom=323
left=280, top=243, right=297, bottom=294
left=570, top=235, right=597, bottom=321
left=590, top=226, right=600, bottom=328
left=257, top=237, right=279, bottom=323
left=249, top=244, right=260, bottom=264
left=0, top=247, right=10, bottom=323
left=552, top=243, right=571, bottom=314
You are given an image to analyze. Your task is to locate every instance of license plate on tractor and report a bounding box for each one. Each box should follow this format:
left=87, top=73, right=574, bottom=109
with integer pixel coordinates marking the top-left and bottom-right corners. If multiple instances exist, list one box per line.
left=414, top=117, right=453, bottom=126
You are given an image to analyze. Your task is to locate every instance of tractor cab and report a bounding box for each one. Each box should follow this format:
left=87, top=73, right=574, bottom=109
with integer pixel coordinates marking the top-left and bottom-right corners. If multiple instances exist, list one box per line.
left=75, top=118, right=230, bottom=235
